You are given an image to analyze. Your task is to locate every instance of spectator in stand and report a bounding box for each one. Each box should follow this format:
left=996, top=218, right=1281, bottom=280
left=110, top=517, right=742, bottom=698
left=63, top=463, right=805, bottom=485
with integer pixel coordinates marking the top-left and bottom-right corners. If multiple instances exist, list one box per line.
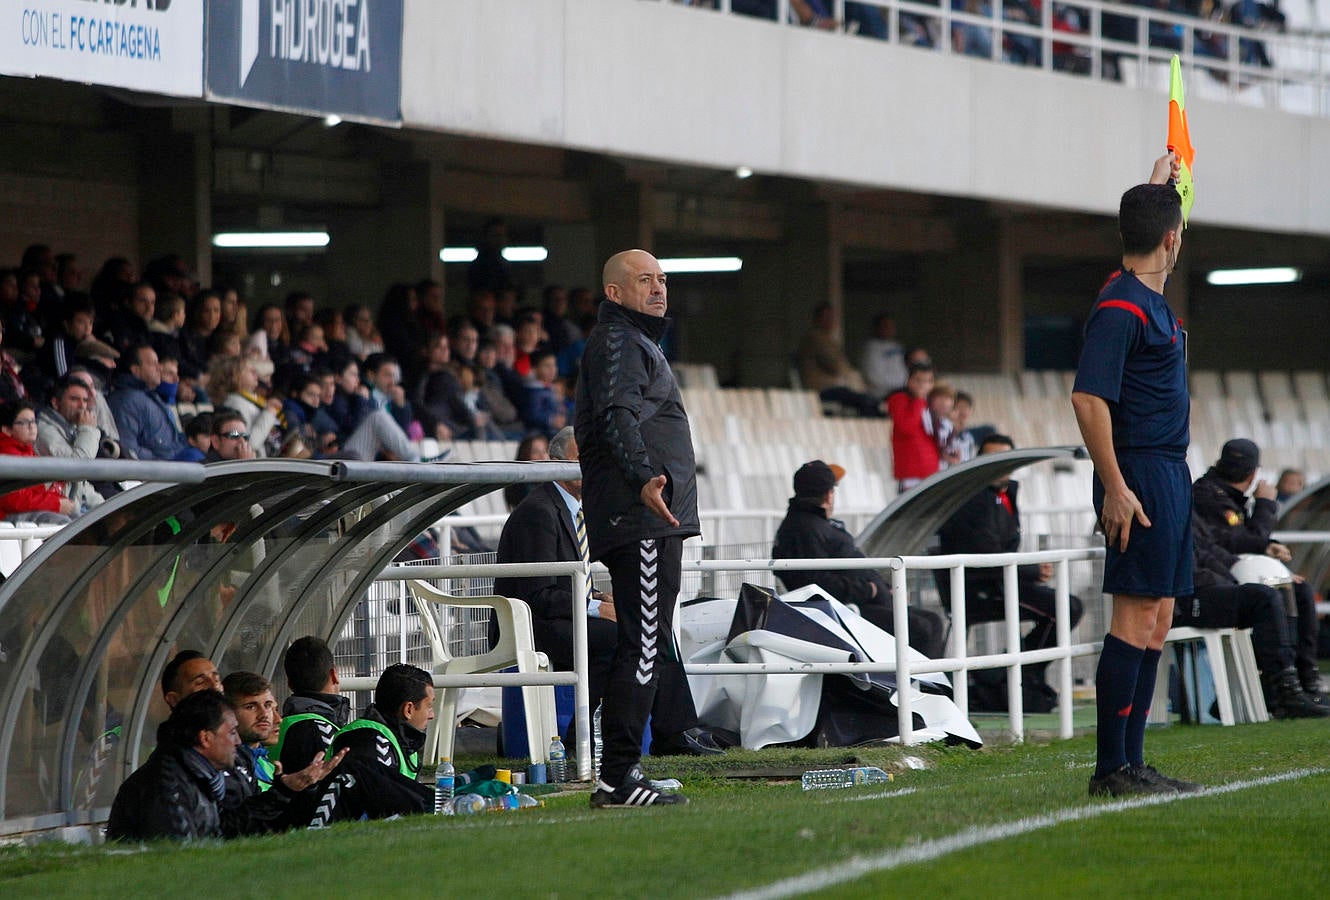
left=246, top=303, right=292, bottom=371
left=489, top=323, right=527, bottom=413
left=313, top=308, right=352, bottom=369
left=288, top=323, right=329, bottom=372
left=210, top=356, right=282, bottom=457
left=937, top=434, right=1086, bottom=711
left=887, top=363, right=940, bottom=492
left=36, top=297, right=95, bottom=382
left=183, top=413, right=213, bottom=460
left=325, top=358, right=421, bottom=462
left=542, top=285, right=578, bottom=352
left=204, top=409, right=255, bottom=462
left=108, top=343, right=193, bottom=461
left=1276, top=468, right=1305, bottom=504
left=376, top=283, right=425, bottom=388
left=772, top=460, right=946, bottom=656
left=19, top=244, right=61, bottom=331
left=326, top=358, right=371, bottom=439
left=284, top=291, right=315, bottom=341
left=67, top=365, right=120, bottom=445
left=929, top=381, right=960, bottom=469
left=89, top=256, right=136, bottom=328
left=504, top=432, right=550, bottom=511
left=415, top=279, right=447, bottom=337
left=796, top=303, right=882, bottom=417
left=476, top=337, right=524, bottom=439
left=280, top=373, right=341, bottom=458
left=148, top=291, right=188, bottom=373
left=364, top=352, right=420, bottom=438
left=495, top=286, right=521, bottom=330
left=143, top=254, right=197, bottom=302
left=449, top=317, right=480, bottom=368
left=53, top=253, right=88, bottom=321
left=8, top=269, right=47, bottom=357
left=952, top=0, right=994, bottom=57
left=0, top=401, right=75, bottom=524
left=104, top=282, right=154, bottom=356
left=207, top=328, right=243, bottom=364
left=860, top=312, right=908, bottom=399
left=948, top=390, right=992, bottom=463
left=521, top=350, right=567, bottom=437
left=467, top=217, right=512, bottom=294
left=36, top=375, right=110, bottom=512
left=219, top=286, right=247, bottom=342
left=183, top=290, right=223, bottom=376
left=156, top=349, right=211, bottom=429
left=0, top=319, right=30, bottom=410
left=512, top=309, right=546, bottom=377
left=343, top=303, right=383, bottom=360
left=468, top=290, right=498, bottom=336
left=416, top=332, right=476, bottom=442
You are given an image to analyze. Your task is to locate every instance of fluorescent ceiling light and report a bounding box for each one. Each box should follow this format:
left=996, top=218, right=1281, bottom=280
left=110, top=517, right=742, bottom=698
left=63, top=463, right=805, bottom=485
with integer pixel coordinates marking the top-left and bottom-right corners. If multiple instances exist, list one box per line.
left=323, top=114, right=342, bottom=127
left=658, top=257, right=743, bottom=274
left=735, top=166, right=754, bottom=179
left=440, top=247, right=478, bottom=263
left=502, top=246, right=548, bottom=263
left=1206, top=267, right=1301, bottom=286
left=212, top=232, right=330, bottom=249
left=440, top=246, right=549, bottom=263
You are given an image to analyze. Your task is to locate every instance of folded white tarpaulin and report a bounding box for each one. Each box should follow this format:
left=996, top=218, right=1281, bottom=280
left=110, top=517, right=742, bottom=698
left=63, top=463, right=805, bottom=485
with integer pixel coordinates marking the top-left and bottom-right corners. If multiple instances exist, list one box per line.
left=682, top=584, right=981, bottom=750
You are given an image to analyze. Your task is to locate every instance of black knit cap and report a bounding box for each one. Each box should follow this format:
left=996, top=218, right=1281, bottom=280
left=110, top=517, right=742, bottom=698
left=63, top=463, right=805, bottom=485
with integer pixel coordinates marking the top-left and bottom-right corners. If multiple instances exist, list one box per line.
left=1215, top=438, right=1260, bottom=481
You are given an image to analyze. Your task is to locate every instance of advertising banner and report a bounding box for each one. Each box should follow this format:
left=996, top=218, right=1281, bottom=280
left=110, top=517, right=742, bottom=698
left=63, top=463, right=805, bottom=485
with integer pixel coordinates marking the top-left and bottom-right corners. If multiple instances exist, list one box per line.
left=206, top=0, right=403, bottom=125
left=0, top=0, right=204, bottom=97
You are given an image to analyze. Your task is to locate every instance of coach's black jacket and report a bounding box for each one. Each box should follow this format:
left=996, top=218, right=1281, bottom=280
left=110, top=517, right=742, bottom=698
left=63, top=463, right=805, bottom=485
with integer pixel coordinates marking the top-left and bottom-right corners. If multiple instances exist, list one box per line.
left=1192, top=468, right=1278, bottom=555
left=574, top=301, right=699, bottom=558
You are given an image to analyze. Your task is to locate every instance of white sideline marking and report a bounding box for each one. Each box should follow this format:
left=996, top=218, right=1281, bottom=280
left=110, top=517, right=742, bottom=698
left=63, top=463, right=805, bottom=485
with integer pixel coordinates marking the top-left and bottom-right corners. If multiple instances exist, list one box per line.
left=823, top=787, right=919, bottom=803
left=719, top=768, right=1326, bottom=900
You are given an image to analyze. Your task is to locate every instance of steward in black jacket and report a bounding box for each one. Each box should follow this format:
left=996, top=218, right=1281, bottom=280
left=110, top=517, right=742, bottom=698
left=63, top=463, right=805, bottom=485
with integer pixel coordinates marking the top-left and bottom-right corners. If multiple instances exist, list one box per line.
left=573, top=299, right=699, bottom=559
left=772, top=461, right=945, bottom=658
left=1192, top=467, right=1280, bottom=555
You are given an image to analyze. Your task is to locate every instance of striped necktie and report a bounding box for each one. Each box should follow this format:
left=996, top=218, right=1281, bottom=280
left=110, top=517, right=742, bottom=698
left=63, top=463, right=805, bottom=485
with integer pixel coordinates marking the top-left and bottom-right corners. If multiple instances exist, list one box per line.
left=574, top=506, right=594, bottom=608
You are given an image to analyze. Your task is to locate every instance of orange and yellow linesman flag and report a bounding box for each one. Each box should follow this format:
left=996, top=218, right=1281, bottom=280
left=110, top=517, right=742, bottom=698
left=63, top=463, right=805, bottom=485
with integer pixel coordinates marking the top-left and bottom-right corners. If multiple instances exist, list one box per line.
left=1168, top=54, right=1196, bottom=226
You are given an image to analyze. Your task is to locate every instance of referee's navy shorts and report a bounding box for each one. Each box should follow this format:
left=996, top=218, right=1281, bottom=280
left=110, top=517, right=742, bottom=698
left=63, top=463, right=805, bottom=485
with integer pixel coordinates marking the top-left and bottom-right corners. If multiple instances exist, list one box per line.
left=1093, top=452, right=1194, bottom=599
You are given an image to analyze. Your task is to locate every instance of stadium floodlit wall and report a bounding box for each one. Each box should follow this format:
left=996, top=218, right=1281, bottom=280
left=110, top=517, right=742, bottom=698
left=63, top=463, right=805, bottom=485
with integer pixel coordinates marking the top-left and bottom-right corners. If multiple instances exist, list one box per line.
left=399, top=0, right=1330, bottom=237
left=0, top=458, right=578, bottom=839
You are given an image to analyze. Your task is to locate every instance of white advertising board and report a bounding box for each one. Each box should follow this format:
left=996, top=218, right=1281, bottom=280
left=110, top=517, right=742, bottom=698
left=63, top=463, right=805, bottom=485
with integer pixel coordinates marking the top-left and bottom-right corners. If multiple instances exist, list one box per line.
left=0, top=0, right=203, bottom=97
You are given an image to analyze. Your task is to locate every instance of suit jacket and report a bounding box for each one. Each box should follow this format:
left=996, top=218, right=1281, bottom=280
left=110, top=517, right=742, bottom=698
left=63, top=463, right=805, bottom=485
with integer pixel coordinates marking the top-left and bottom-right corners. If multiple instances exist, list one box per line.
left=494, top=481, right=582, bottom=622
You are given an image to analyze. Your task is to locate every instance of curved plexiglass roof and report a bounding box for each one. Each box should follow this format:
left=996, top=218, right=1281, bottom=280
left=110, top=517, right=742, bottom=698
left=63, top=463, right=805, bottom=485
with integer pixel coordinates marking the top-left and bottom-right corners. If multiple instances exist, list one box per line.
left=0, top=458, right=578, bottom=837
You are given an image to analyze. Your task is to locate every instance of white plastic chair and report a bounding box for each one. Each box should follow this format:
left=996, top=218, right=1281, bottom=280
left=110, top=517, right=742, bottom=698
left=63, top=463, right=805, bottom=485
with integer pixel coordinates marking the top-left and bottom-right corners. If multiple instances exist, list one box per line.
left=1149, top=626, right=1269, bottom=726
left=407, top=579, right=558, bottom=765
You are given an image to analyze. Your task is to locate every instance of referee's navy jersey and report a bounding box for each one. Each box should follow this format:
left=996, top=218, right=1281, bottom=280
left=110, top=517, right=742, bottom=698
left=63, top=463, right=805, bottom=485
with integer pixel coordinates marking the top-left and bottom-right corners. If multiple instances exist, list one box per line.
left=1072, top=269, right=1189, bottom=458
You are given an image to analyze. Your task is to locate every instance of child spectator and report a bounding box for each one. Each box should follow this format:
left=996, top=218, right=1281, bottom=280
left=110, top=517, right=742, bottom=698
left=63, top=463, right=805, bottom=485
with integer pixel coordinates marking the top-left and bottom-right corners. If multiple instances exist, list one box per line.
left=0, top=401, right=75, bottom=524
left=886, top=363, right=939, bottom=492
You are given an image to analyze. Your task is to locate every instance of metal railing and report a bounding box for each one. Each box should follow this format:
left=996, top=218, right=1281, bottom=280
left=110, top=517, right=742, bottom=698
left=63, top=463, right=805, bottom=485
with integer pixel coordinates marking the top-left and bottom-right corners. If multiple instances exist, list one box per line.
left=357, top=545, right=1102, bottom=780
left=655, top=0, right=1330, bottom=117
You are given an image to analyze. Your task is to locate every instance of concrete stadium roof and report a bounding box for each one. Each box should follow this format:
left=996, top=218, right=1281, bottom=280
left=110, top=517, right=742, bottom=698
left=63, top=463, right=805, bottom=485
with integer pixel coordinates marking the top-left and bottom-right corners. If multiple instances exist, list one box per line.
left=0, top=458, right=577, bottom=838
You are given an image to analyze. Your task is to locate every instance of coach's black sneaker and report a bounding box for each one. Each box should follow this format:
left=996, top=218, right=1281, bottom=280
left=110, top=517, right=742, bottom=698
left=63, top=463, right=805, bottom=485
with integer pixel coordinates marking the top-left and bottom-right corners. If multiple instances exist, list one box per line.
left=1269, top=670, right=1330, bottom=719
left=591, top=766, right=689, bottom=808
left=1133, top=764, right=1203, bottom=794
left=1088, top=764, right=1177, bottom=798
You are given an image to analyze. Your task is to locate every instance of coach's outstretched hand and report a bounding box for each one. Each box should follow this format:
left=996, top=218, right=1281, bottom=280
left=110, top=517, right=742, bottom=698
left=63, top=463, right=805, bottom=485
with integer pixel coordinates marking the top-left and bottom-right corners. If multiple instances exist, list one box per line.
left=280, top=747, right=349, bottom=792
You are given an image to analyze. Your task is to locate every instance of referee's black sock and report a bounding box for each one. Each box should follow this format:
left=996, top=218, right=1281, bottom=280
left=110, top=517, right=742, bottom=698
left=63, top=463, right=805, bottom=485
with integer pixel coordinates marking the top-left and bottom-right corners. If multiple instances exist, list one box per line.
left=1124, top=647, right=1162, bottom=768
left=1095, top=634, right=1144, bottom=777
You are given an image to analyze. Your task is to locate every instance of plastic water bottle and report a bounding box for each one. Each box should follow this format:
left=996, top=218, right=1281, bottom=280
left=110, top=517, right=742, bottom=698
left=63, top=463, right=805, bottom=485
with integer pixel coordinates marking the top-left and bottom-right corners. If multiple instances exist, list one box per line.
left=800, top=766, right=893, bottom=791
left=648, top=777, right=683, bottom=793
left=548, top=736, right=567, bottom=784
left=445, top=794, right=486, bottom=816
left=486, top=792, right=520, bottom=812
left=434, top=758, right=455, bottom=814
left=592, top=702, right=603, bottom=782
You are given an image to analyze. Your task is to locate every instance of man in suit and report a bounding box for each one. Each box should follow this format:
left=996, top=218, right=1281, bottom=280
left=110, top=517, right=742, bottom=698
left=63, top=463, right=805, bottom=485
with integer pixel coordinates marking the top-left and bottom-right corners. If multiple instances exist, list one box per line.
left=494, top=426, right=721, bottom=757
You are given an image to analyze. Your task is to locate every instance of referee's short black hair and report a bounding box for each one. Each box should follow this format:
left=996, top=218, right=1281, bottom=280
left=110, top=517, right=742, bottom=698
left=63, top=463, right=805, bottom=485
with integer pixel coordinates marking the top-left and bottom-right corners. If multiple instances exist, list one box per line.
left=1119, top=184, right=1183, bottom=256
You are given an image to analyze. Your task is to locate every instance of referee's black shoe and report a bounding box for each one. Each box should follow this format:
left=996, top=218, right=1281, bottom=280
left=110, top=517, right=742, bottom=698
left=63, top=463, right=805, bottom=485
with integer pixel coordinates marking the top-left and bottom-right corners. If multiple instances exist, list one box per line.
left=1088, top=764, right=1177, bottom=798
left=591, top=766, right=689, bottom=808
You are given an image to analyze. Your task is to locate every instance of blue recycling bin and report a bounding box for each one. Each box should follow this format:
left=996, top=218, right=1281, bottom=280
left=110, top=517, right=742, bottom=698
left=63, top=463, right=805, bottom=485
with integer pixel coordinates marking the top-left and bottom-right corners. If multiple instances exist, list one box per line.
left=500, top=672, right=651, bottom=759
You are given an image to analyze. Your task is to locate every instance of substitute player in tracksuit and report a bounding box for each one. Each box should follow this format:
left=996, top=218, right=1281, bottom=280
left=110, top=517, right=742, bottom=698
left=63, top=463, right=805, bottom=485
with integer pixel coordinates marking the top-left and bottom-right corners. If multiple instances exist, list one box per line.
left=1072, top=153, right=1203, bottom=798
